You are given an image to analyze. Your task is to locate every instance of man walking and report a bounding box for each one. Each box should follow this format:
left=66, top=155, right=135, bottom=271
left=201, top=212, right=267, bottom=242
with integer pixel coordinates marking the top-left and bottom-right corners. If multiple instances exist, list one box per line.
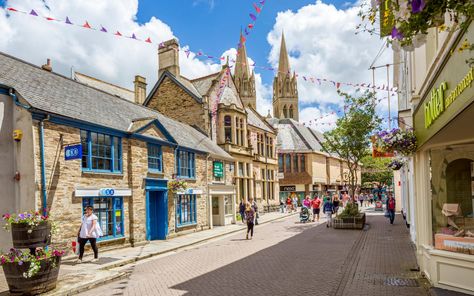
left=323, top=198, right=334, bottom=228
left=311, top=195, right=322, bottom=222
left=386, top=194, right=396, bottom=224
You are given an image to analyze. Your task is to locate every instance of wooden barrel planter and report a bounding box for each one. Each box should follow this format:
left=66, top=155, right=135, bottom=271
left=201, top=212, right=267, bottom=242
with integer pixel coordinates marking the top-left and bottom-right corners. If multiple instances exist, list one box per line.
left=333, top=213, right=366, bottom=229
left=2, top=257, right=60, bottom=295
left=11, top=222, right=51, bottom=249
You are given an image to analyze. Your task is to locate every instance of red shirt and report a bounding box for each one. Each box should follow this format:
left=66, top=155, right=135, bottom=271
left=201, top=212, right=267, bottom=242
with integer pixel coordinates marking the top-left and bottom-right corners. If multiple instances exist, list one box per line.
left=312, top=198, right=321, bottom=209
left=286, top=198, right=292, bottom=205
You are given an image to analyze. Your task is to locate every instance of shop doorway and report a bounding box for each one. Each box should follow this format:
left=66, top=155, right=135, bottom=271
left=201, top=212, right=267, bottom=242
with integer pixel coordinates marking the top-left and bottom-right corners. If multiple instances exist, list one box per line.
left=147, top=190, right=168, bottom=240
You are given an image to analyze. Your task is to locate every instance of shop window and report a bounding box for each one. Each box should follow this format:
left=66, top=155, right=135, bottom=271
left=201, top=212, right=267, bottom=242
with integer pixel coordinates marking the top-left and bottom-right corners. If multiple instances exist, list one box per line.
left=80, top=130, right=121, bottom=173
left=176, top=194, right=197, bottom=226
left=177, top=150, right=195, bottom=179
left=224, top=196, right=233, bottom=215
left=82, top=197, right=123, bottom=240
left=212, top=196, right=219, bottom=215
left=430, top=145, right=474, bottom=255
left=285, top=154, right=291, bottom=173
left=224, top=115, right=232, bottom=143
left=293, top=155, right=299, bottom=172
left=300, top=155, right=306, bottom=172
left=147, top=144, right=162, bottom=173
left=278, top=154, right=284, bottom=173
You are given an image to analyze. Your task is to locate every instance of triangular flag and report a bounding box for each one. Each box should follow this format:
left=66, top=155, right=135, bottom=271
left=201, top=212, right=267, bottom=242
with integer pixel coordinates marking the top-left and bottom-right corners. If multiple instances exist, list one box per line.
left=7, top=7, right=18, bottom=12
left=248, top=23, right=254, bottom=29
left=244, top=28, right=249, bottom=35
left=249, top=13, right=257, bottom=21
left=303, top=76, right=307, bottom=81
left=100, top=26, right=107, bottom=32
left=115, top=31, right=122, bottom=36
left=336, top=82, right=341, bottom=89
left=159, top=42, right=165, bottom=48
left=240, top=34, right=246, bottom=44
left=46, top=17, right=55, bottom=21
left=30, top=9, right=38, bottom=16
left=220, top=56, right=225, bottom=60
left=145, top=37, right=152, bottom=43
left=253, top=3, right=261, bottom=14
left=131, top=33, right=137, bottom=39
left=83, top=21, right=91, bottom=29
left=260, top=0, right=266, bottom=4
left=65, top=17, right=73, bottom=25
left=207, top=55, right=214, bottom=59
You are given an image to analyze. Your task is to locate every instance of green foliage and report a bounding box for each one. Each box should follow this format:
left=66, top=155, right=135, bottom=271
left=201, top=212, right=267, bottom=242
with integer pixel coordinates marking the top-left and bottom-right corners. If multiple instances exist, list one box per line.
left=361, top=154, right=393, bottom=186
left=339, top=202, right=361, bottom=218
left=322, top=91, right=381, bottom=196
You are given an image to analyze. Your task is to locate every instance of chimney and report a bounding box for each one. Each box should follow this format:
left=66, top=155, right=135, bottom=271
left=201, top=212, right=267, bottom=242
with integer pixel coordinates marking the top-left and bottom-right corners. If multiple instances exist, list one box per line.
left=134, top=75, right=147, bottom=105
left=158, top=39, right=180, bottom=77
left=41, top=59, right=52, bottom=72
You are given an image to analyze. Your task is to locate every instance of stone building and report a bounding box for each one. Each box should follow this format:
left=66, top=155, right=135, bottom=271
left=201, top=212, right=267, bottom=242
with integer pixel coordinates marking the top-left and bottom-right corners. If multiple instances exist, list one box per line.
left=0, top=52, right=234, bottom=252
left=144, top=38, right=279, bottom=210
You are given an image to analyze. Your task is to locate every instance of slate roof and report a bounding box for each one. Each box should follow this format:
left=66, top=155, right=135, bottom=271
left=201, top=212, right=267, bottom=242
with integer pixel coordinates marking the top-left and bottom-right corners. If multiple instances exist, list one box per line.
left=245, top=107, right=274, bottom=133
left=268, top=118, right=326, bottom=153
left=191, top=73, right=219, bottom=96
left=176, top=75, right=202, bottom=99
left=74, top=72, right=134, bottom=102
left=0, top=52, right=232, bottom=161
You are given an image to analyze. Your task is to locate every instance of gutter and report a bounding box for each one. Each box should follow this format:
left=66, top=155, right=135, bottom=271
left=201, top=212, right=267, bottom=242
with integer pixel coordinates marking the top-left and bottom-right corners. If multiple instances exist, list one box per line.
left=38, top=115, right=50, bottom=216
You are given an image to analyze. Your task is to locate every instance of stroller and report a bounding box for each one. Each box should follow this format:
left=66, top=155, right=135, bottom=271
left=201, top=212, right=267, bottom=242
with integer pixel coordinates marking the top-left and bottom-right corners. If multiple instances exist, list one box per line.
left=300, top=207, right=310, bottom=223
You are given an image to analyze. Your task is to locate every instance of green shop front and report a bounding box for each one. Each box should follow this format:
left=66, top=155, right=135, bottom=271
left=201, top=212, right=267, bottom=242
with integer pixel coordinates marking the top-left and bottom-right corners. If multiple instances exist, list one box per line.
left=412, top=24, right=474, bottom=294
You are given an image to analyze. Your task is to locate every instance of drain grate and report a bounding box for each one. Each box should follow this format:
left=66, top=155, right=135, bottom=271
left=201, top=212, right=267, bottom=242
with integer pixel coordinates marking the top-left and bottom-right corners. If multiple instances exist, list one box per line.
left=384, top=278, right=419, bottom=287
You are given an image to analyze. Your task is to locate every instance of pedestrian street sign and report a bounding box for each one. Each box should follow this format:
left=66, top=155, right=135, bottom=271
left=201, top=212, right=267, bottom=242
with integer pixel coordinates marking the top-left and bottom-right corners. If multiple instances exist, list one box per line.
left=65, top=144, right=82, bottom=161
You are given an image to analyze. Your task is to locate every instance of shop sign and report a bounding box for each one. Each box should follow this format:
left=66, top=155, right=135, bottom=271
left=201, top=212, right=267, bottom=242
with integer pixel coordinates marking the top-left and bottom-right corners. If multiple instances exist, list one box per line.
left=177, top=188, right=204, bottom=195
left=99, top=188, right=116, bottom=196
left=280, top=185, right=296, bottom=192
left=213, top=161, right=224, bottom=178
left=277, top=172, right=284, bottom=179
left=65, top=144, right=82, bottom=161
left=75, top=188, right=132, bottom=197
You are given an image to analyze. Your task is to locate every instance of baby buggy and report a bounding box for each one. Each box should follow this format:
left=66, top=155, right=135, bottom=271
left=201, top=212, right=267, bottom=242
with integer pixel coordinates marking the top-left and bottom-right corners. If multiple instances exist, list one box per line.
left=300, top=207, right=310, bottom=223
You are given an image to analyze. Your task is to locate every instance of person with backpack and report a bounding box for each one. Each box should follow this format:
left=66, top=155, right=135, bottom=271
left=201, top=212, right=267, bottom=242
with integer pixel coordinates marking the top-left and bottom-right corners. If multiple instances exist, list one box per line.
left=239, top=200, right=246, bottom=224
left=323, top=198, right=335, bottom=228
left=386, top=194, right=396, bottom=224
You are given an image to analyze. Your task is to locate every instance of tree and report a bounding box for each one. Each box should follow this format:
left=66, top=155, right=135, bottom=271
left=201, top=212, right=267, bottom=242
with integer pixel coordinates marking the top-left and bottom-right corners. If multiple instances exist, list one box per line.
left=360, top=154, right=393, bottom=187
left=322, top=91, right=381, bottom=197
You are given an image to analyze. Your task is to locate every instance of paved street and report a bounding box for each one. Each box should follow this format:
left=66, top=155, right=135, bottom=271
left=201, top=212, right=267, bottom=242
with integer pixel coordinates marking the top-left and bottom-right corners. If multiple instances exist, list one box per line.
left=82, top=213, right=427, bottom=296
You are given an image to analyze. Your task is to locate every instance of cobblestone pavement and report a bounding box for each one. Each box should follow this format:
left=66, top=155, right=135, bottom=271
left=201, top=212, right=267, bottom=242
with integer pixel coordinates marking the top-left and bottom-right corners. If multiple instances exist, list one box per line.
left=81, top=214, right=428, bottom=296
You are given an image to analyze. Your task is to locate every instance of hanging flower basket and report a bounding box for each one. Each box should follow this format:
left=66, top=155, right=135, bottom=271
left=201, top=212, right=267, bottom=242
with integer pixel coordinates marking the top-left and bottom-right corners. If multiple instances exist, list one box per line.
left=375, top=128, right=417, bottom=156
left=168, top=179, right=188, bottom=193
left=3, top=211, right=53, bottom=249
left=387, top=159, right=404, bottom=170
left=1, top=248, right=64, bottom=295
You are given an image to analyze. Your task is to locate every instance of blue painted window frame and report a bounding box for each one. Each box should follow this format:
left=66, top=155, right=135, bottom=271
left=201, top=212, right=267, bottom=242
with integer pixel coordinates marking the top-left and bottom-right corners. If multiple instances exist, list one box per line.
left=80, top=130, right=122, bottom=173
left=176, top=150, right=195, bottom=179
left=82, top=196, right=124, bottom=241
left=147, top=144, right=163, bottom=173
left=176, top=194, right=197, bottom=227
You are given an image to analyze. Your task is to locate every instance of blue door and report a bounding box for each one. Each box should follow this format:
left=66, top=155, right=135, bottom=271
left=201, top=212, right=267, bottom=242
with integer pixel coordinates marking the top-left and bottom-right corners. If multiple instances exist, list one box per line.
left=147, top=191, right=168, bottom=240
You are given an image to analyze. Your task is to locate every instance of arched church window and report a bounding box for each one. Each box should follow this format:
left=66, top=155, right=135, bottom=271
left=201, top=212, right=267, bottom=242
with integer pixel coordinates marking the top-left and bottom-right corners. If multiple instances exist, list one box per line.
left=224, top=115, right=232, bottom=143
left=289, top=105, right=294, bottom=119
left=283, top=105, right=288, bottom=118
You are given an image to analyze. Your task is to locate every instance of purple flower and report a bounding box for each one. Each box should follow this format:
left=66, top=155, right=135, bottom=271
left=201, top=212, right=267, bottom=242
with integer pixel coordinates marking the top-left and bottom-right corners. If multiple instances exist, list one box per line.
left=391, top=27, right=404, bottom=40
left=411, top=0, right=425, bottom=13
left=18, top=213, right=25, bottom=219
left=18, top=261, right=23, bottom=266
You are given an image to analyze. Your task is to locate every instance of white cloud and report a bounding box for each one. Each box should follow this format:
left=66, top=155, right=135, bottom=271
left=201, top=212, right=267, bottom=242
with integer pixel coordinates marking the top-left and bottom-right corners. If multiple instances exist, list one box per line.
left=0, top=0, right=220, bottom=91
left=266, top=0, right=393, bottom=131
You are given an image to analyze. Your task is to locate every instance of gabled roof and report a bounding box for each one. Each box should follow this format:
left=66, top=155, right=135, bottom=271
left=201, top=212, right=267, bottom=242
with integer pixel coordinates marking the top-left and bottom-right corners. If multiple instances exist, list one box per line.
left=144, top=70, right=203, bottom=105
left=191, top=72, right=220, bottom=97
left=0, top=52, right=232, bottom=161
left=245, top=106, right=274, bottom=133
left=220, top=86, right=243, bottom=108
left=268, top=118, right=325, bottom=153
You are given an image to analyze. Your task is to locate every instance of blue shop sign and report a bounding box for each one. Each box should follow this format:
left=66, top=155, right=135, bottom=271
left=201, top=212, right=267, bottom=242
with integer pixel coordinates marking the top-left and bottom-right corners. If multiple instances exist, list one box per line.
left=65, top=144, right=82, bottom=161
left=99, top=188, right=116, bottom=196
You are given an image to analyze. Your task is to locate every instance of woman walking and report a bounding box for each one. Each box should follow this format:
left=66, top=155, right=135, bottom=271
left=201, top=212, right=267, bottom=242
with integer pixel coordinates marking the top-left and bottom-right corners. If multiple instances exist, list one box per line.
left=76, top=205, right=102, bottom=263
left=332, top=194, right=340, bottom=215
left=245, top=202, right=255, bottom=240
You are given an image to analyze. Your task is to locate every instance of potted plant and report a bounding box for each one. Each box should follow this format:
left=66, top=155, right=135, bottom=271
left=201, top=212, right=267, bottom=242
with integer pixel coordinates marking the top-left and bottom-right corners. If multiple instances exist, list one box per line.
left=3, top=211, right=52, bottom=249
left=1, top=248, right=64, bottom=295
left=333, top=202, right=366, bottom=229
left=387, top=159, right=404, bottom=170
left=375, top=128, right=417, bottom=156
left=168, top=179, right=188, bottom=193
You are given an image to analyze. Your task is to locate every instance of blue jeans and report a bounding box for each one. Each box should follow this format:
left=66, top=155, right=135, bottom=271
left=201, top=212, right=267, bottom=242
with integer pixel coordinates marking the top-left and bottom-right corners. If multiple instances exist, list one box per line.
left=388, top=209, right=395, bottom=224
left=240, top=212, right=245, bottom=222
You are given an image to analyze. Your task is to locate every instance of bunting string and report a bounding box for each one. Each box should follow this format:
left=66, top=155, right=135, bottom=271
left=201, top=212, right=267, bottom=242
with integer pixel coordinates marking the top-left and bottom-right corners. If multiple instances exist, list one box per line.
left=5, top=5, right=398, bottom=95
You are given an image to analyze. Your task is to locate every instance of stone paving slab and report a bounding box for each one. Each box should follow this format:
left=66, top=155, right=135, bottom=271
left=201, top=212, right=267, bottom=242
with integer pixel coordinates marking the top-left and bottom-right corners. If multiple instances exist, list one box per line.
left=0, top=211, right=294, bottom=295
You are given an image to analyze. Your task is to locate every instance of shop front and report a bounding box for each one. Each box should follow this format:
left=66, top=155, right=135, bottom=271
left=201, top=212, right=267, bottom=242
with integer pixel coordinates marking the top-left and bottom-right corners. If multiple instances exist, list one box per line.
left=279, top=185, right=305, bottom=204
left=210, top=184, right=236, bottom=226
left=412, top=25, right=474, bottom=294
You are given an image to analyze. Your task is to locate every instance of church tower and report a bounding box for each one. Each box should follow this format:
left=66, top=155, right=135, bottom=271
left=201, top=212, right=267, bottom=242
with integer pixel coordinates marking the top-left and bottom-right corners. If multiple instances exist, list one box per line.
left=273, top=32, right=299, bottom=121
left=234, top=32, right=257, bottom=109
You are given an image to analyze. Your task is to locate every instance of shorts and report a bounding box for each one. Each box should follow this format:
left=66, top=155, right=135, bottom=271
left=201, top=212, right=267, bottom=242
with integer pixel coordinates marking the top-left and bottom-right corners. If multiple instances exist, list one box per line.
left=313, top=208, right=320, bottom=215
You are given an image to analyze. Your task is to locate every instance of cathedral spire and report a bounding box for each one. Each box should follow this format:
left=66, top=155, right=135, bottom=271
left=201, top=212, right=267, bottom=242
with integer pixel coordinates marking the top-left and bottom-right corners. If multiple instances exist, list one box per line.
left=234, top=31, right=256, bottom=109
left=235, top=30, right=250, bottom=81
left=277, top=31, right=290, bottom=76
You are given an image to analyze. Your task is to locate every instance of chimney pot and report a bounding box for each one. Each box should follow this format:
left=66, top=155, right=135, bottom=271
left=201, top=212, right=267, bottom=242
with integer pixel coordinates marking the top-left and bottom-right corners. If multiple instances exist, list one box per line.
left=41, top=59, right=52, bottom=72
left=158, top=38, right=180, bottom=78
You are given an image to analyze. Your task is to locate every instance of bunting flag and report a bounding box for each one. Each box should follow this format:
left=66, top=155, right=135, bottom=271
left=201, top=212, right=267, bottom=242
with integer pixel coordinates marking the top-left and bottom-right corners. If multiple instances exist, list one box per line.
left=65, top=17, right=73, bottom=25
left=253, top=3, right=261, bottom=14
left=83, top=21, right=91, bottom=29
left=249, top=13, right=257, bottom=21
left=130, top=33, right=137, bottom=40
left=145, top=37, right=152, bottom=43
left=115, top=31, right=122, bottom=36
left=30, top=9, right=38, bottom=16
left=46, top=17, right=56, bottom=21
left=100, top=26, right=107, bottom=33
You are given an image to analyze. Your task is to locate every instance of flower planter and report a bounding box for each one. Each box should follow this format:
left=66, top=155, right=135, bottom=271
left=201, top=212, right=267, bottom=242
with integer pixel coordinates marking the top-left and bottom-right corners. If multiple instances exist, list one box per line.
left=333, top=213, right=366, bottom=229
left=11, top=221, right=51, bottom=249
left=2, top=257, right=60, bottom=295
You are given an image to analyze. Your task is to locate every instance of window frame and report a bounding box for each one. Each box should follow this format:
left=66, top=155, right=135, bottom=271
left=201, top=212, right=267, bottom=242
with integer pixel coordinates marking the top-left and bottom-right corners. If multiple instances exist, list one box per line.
left=82, top=196, right=124, bottom=241
left=300, top=154, right=306, bottom=172
left=80, top=130, right=122, bottom=173
left=147, top=143, right=163, bottom=173
left=176, top=150, right=196, bottom=179
left=224, top=115, right=232, bottom=143
left=176, top=194, right=197, bottom=227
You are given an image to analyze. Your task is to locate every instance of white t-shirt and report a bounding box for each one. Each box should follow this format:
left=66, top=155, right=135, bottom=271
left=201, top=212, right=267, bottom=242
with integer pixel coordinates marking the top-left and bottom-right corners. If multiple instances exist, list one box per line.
left=79, top=214, right=99, bottom=239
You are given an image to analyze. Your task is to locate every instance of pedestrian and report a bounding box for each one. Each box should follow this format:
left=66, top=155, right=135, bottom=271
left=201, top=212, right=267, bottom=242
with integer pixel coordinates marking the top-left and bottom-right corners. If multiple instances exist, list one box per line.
left=332, top=194, right=340, bottom=215
left=358, top=194, right=364, bottom=207
left=280, top=199, right=285, bottom=213
left=244, top=202, right=255, bottom=240
left=292, top=195, right=298, bottom=213
left=303, top=195, right=311, bottom=209
left=250, top=198, right=259, bottom=225
left=369, top=193, right=374, bottom=205
left=386, top=194, right=396, bottom=224
left=76, top=205, right=102, bottom=263
left=323, top=198, right=334, bottom=228
left=342, top=192, right=349, bottom=208
left=239, top=200, right=246, bottom=224
left=311, top=195, right=322, bottom=222
left=286, top=196, right=292, bottom=213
